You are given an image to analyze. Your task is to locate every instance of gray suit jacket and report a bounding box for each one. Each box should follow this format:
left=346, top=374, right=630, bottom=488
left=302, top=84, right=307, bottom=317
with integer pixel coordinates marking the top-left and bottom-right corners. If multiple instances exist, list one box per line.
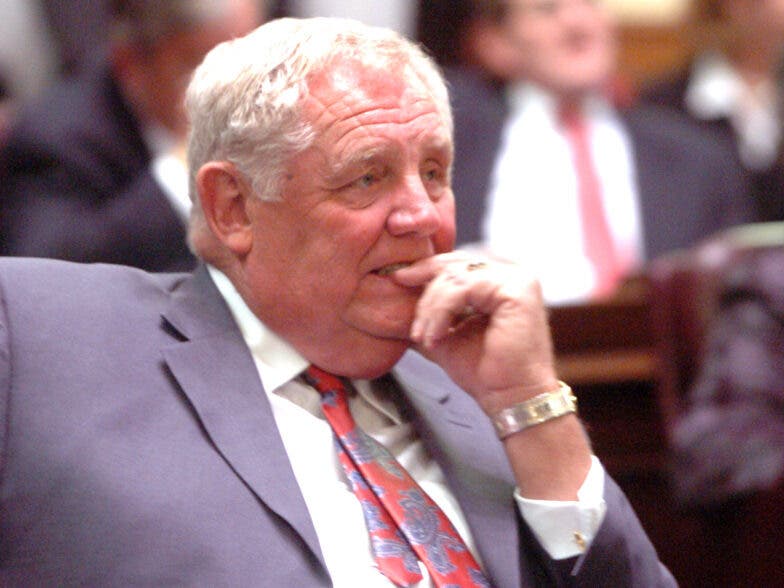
left=0, top=258, right=674, bottom=586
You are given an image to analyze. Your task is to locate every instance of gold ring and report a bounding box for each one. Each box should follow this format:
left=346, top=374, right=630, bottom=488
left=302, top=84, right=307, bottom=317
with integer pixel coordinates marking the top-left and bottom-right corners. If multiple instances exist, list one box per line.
left=459, top=305, right=477, bottom=318
left=466, top=261, right=487, bottom=271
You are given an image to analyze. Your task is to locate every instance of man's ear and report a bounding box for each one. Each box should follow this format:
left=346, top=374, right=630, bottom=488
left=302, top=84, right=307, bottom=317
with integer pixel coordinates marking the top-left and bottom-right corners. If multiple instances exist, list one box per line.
left=196, top=162, right=254, bottom=256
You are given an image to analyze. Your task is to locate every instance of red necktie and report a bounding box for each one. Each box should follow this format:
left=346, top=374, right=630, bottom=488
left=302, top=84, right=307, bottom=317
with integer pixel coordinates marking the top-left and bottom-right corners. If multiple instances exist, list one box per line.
left=303, top=365, right=491, bottom=588
left=559, top=104, right=624, bottom=297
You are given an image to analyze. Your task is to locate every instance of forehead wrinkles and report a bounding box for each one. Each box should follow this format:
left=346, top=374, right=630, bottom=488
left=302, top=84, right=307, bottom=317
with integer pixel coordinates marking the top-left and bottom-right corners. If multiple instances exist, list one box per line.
left=306, top=88, right=444, bottom=149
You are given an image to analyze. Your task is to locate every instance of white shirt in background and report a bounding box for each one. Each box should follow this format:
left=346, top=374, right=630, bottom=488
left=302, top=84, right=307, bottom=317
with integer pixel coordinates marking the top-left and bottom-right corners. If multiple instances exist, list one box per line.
left=482, top=84, right=644, bottom=305
left=685, top=52, right=782, bottom=171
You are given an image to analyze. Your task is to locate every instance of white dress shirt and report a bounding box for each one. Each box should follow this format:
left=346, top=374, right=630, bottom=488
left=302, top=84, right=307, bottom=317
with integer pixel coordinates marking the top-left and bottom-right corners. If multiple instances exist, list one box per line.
left=684, top=52, right=781, bottom=170
left=482, top=84, right=643, bottom=305
left=208, top=266, right=606, bottom=585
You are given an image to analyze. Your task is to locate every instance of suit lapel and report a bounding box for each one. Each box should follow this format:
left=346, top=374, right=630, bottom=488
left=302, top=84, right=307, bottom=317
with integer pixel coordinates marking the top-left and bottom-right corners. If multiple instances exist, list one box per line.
left=157, top=268, right=530, bottom=586
left=393, top=351, right=523, bottom=588
left=160, top=266, right=325, bottom=571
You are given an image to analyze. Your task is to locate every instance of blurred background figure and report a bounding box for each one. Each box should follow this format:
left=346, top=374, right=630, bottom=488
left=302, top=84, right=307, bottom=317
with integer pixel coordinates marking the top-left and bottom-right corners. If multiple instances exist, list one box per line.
left=0, top=0, right=266, bottom=271
left=653, top=236, right=784, bottom=588
left=37, top=0, right=289, bottom=80
left=417, top=0, right=756, bottom=304
left=644, top=0, right=784, bottom=223
left=0, top=0, right=59, bottom=103
left=672, top=244, right=784, bottom=508
left=0, top=0, right=59, bottom=142
left=38, top=0, right=110, bottom=79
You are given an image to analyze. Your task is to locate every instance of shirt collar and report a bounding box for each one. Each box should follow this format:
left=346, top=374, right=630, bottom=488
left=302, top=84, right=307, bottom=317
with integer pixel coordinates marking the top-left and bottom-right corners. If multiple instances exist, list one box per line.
left=207, top=266, right=405, bottom=426
left=505, top=82, right=614, bottom=122
left=207, top=265, right=308, bottom=394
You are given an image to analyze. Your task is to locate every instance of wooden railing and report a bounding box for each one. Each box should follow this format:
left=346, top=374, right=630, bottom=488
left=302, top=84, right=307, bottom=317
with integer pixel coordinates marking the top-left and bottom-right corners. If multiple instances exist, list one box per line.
left=549, top=281, right=656, bottom=387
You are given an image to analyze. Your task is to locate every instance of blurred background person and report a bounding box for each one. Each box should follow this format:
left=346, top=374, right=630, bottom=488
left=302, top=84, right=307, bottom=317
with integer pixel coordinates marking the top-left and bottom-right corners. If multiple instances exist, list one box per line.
left=644, top=0, right=784, bottom=223
left=664, top=240, right=784, bottom=587
left=672, top=244, right=784, bottom=508
left=0, top=0, right=58, bottom=141
left=0, top=0, right=59, bottom=104
left=0, top=0, right=266, bottom=271
left=417, top=0, right=756, bottom=305
left=37, top=0, right=109, bottom=79
left=34, top=0, right=289, bottom=79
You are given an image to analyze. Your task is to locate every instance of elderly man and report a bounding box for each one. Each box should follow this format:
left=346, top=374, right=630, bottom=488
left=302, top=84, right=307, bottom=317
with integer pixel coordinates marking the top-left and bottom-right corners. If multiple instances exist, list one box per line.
left=644, top=0, right=784, bottom=222
left=0, top=18, right=673, bottom=587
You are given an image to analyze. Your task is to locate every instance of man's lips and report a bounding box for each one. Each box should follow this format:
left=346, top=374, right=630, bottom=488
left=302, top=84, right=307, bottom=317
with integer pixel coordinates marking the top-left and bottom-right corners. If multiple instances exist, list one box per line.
left=374, top=262, right=412, bottom=276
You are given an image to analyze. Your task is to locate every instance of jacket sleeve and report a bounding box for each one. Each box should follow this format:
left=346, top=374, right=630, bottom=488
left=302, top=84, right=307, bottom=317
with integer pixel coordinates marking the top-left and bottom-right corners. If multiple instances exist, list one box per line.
left=550, top=475, right=678, bottom=587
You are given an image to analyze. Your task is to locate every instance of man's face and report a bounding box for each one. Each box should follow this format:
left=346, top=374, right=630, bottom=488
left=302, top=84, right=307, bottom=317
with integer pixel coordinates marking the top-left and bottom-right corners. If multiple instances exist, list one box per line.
left=500, top=0, right=617, bottom=97
left=239, top=60, right=456, bottom=378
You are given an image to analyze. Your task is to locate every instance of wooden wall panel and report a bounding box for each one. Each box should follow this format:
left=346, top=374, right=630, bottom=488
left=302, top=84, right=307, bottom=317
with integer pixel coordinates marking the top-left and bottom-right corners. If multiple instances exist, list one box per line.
left=616, top=23, right=699, bottom=88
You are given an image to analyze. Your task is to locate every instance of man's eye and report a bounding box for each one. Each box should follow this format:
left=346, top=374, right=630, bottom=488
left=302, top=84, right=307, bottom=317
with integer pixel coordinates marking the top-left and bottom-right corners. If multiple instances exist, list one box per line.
left=353, top=172, right=380, bottom=189
left=422, top=165, right=446, bottom=184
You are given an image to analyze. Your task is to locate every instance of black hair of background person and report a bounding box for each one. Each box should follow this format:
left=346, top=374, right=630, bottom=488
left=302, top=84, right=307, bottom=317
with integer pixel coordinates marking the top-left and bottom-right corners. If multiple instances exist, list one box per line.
left=416, top=0, right=475, bottom=66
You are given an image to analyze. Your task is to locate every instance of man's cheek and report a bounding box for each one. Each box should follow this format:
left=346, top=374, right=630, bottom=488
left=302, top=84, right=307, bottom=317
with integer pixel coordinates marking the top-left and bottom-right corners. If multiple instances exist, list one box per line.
left=437, top=197, right=457, bottom=252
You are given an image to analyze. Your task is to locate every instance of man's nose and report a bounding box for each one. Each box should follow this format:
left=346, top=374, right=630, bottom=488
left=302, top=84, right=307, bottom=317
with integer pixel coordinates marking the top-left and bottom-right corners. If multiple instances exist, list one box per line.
left=386, top=174, right=442, bottom=237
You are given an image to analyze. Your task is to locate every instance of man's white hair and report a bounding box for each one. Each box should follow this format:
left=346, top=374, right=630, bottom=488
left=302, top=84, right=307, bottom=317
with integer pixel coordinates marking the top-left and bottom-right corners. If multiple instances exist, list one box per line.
left=185, top=17, right=452, bottom=250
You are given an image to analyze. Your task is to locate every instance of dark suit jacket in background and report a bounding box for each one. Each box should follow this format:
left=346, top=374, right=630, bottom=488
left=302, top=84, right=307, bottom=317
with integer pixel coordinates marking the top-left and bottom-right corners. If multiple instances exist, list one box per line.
left=447, top=67, right=757, bottom=261
left=672, top=245, right=784, bottom=507
left=643, top=66, right=784, bottom=223
left=0, top=258, right=674, bottom=586
left=39, top=0, right=109, bottom=76
left=0, top=64, right=195, bottom=272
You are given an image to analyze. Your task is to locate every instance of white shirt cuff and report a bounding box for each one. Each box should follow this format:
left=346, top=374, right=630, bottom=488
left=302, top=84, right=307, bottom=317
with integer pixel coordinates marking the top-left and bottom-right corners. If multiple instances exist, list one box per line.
left=514, top=455, right=607, bottom=559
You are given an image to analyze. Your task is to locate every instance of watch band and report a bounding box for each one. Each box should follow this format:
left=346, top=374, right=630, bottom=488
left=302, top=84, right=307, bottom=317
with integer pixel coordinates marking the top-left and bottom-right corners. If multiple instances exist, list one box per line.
left=491, top=381, right=577, bottom=439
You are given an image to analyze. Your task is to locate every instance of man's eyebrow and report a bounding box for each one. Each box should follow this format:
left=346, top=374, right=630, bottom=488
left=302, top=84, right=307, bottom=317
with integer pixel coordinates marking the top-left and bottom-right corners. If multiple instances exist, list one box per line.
left=327, top=145, right=387, bottom=178
left=423, top=133, right=454, bottom=160
left=325, top=129, right=453, bottom=180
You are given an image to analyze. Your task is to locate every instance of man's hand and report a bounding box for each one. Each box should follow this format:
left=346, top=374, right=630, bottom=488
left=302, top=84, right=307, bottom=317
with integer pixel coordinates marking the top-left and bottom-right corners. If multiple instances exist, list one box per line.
left=392, top=251, right=559, bottom=415
left=393, top=251, right=592, bottom=500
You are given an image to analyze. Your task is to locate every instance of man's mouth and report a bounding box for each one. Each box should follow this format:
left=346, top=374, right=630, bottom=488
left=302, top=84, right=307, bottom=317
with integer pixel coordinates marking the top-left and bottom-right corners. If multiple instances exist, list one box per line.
left=375, top=262, right=412, bottom=276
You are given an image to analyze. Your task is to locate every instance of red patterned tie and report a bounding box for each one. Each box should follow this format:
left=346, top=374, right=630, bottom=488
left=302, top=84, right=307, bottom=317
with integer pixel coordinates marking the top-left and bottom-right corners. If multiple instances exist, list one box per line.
left=303, top=365, right=491, bottom=588
left=559, top=103, right=624, bottom=297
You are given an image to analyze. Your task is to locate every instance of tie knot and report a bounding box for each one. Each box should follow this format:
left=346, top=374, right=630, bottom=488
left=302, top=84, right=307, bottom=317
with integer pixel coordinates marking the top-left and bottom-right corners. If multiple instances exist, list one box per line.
left=303, top=365, right=347, bottom=398
left=557, top=101, right=586, bottom=133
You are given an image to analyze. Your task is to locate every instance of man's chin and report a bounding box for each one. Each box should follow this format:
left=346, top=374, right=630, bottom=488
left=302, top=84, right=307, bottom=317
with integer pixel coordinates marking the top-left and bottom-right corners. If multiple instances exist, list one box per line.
left=322, top=337, right=410, bottom=380
left=346, top=302, right=416, bottom=340
left=365, top=322, right=414, bottom=344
